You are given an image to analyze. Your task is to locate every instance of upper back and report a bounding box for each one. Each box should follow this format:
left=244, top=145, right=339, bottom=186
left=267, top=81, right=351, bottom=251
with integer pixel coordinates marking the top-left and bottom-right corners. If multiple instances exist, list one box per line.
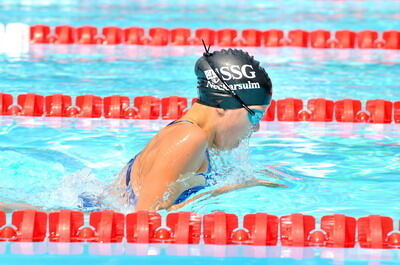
left=130, top=120, right=209, bottom=188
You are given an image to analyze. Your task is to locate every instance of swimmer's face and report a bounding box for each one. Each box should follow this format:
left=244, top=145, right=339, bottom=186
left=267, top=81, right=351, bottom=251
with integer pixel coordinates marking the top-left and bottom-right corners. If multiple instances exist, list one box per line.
left=214, top=105, right=268, bottom=150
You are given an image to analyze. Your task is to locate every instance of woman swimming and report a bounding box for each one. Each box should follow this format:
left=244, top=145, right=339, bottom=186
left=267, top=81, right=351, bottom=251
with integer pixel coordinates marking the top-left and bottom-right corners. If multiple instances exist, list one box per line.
left=0, top=47, right=286, bottom=213
left=112, top=47, right=286, bottom=212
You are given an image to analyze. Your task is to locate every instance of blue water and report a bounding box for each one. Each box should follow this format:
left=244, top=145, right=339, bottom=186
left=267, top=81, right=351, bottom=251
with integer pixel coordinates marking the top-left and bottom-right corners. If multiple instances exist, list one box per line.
left=0, top=0, right=399, bottom=30
left=1, top=46, right=400, bottom=100
left=1, top=117, right=399, bottom=219
left=1, top=243, right=399, bottom=265
left=1, top=1, right=400, bottom=264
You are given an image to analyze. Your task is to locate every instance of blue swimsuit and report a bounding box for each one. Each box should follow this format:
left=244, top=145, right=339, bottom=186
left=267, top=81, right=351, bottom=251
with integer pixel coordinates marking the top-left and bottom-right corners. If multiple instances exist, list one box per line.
left=125, top=120, right=213, bottom=205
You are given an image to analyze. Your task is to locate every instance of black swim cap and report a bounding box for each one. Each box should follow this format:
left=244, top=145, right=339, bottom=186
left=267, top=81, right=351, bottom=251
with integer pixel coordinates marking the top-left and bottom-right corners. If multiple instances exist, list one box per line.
left=195, top=48, right=272, bottom=109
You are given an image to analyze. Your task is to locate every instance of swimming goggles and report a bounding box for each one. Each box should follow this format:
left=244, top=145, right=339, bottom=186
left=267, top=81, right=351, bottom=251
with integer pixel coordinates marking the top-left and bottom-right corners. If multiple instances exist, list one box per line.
left=248, top=108, right=264, bottom=126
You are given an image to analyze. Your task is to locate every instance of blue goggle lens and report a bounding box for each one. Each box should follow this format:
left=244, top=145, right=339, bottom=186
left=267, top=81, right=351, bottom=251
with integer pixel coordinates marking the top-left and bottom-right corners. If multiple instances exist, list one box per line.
left=248, top=109, right=264, bottom=126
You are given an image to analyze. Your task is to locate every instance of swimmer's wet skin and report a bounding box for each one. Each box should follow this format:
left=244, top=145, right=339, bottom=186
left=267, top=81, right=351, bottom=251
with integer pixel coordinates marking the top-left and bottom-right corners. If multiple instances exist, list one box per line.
left=124, top=120, right=215, bottom=205
left=115, top=47, right=287, bottom=212
left=0, top=48, right=286, bottom=213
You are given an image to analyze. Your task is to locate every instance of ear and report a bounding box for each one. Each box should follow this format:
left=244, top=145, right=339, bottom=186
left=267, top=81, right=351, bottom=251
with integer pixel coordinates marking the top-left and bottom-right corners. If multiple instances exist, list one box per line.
left=215, top=107, right=226, bottom=117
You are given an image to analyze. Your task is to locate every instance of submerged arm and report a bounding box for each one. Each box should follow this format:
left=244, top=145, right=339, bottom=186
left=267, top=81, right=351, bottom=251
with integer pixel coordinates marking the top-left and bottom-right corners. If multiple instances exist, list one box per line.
left=167, top=179, right=287, bottom=211
left=0, top=201, right=38, bottom=213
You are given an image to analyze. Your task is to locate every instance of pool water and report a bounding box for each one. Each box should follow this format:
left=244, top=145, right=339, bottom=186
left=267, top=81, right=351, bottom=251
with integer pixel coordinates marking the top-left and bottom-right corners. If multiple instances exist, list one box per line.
left=1, top=0, right=399, bottom=30
left=1, top=46, right=400, bottom=100
left=1, top=243, right=400, bottom=265
left=1, top=117, right=399, bottom=219
left=1, top=0, right=400, bottom=264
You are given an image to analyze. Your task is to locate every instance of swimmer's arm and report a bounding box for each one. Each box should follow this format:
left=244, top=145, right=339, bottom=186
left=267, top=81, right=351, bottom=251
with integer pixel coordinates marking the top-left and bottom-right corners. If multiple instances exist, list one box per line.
left=167, top=179, right=287, bottom=211
left=0, top=201, right=38, bottom=213
left=135, top=127, right=208, bottom=211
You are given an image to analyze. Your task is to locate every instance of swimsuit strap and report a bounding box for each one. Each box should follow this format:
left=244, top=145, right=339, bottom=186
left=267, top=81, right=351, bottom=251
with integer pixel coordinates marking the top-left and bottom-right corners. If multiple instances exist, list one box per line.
left=167, top=119, right=195, bottom=126
left=125, top=156, right=137, bottom=186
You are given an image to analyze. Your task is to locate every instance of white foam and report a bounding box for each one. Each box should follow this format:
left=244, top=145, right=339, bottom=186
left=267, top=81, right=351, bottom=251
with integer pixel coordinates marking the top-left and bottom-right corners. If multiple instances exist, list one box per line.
left=0, top=23, right=5, bottom=54
left=3, top=23, right=30, bottom=57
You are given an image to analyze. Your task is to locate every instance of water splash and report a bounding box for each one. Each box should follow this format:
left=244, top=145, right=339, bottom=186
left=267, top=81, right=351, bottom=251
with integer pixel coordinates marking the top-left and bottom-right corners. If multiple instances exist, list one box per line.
left=34, top=168, right=106, bottom=211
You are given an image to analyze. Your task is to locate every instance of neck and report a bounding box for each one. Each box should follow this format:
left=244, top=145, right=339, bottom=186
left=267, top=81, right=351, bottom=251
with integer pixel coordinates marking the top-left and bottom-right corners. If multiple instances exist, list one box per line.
left=180, top=103, right=217, bottom=148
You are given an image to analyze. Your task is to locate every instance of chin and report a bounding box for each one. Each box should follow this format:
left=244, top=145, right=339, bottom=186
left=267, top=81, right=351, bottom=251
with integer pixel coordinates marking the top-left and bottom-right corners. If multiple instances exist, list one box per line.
left=225, top=141, right=240, bottom=150
left=215, top=143, right=233, bottom=151
left=214, top=139, right=240, bottom=151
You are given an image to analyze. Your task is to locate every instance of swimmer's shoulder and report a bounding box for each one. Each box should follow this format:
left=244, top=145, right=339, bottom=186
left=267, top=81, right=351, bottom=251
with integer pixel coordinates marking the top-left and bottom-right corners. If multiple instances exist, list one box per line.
left=159, top=121, right=208, bottom=153
left=138, top=123, right=208, bottom=178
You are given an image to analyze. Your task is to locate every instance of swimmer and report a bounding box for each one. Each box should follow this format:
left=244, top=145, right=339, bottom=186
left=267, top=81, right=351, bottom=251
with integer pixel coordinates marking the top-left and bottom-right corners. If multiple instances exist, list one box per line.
left=0, top=47, right=286, bottom=213
left=111, top=46, right=286, bottom=212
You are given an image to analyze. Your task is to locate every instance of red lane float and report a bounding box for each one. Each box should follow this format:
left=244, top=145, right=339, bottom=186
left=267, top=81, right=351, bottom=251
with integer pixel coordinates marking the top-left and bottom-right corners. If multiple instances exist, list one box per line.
left=263, top=29, right=284, bottom=47
left=280, top=213, right=357, bottom=248
left=45, top=94, right=72, bottom=117
left=334, top=30, right=357, bottom=48
left=277, top=98, right=303, bottom=121
left=280, top=214, right=315, bottom=247
left=1, top=94, right=399, bottom=123
left=76, top=95, right=103, bottom=118
left=88, top=210, right=124, bottom=242
left=241, top=29, right=262, bottom=47
left=366, top=99, right=392, bottom=124
left=49, top=210, right=124, bottom=243
left=30, top=24, right=50, bottom=44
left=103, top=95, right=130, bottom=119
left=217, top=29, right=238, bottom=47
left=358, top=215, right=395, bottom=249
left=134, top=96, right=161, bottom=119
left=357, top=30, right=378, bottom=49
left=335, top=99, right=362, bottom=122
left=1, top=210, right=400, bottom=248
left=203, top=211, right=279, bottom=245
left=0, top=210, right=47, bottom=242
left=126, top=211, right=162, bottom=243
left=161, top=96, right=187, bottom=120
left=147, top=27, right=169, bottom=46
left=27, top=25, right=400, bottom=49
left=288, top=30, right=309, bottom=47
left=321, top=214, right=356, bottom=248
left=310, top=30, right=331, bottom=49
left=76, top=26, right=98, bottom=45
left=54, top=25, right=75, bottom=44
left=394, top=101, right=400, bottom=123
left=0, top=93, right=13, bottom=115
left=193, top=28, right=215, bottom=46
left=102, top=26, right=123, bottom=45
left=0, top=211, right=6, bottom=240
left=124, top=27, right=145, bottom=45
left=307, top=98, right=334, bottom=122
left=166, top=211, right=201, bottom=244
left=383, top=30, right=400, bottom=49
left=18, top=93, right=44, bottom=117
left=49, top=210, right=84, bottom=242
left=203, top=212, right=238, bottom=245
left=126, top=211, right=200, bottom=244
left=243, top=213, right=279, bottom=246
left=171, top=28, right=191, bottom=46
